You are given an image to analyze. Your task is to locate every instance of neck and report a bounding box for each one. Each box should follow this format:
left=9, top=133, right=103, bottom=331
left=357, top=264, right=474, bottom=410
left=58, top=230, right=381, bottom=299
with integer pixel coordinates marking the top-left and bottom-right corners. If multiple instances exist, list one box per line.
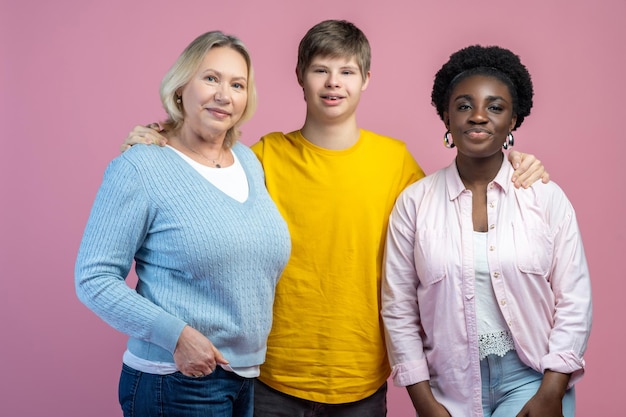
left=455, top=152, right=504, bottom=189
left=170, top=130, right=227, bottom=168
left=300, top=118, right=360, bottom=150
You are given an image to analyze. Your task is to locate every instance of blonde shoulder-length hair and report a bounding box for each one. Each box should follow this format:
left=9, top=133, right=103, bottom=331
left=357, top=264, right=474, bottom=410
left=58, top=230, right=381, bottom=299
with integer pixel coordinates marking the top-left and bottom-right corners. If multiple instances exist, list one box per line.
left=159, top=31, right=257, bottom=148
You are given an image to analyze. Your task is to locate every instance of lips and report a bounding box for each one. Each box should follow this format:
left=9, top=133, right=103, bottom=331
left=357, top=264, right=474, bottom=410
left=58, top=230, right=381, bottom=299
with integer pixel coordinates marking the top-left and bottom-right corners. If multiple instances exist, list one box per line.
left=206, top=107, right=231, bottom=118
left=464, top=128, right=492, bottom=139
left=321, top=95, right=344, bottom=101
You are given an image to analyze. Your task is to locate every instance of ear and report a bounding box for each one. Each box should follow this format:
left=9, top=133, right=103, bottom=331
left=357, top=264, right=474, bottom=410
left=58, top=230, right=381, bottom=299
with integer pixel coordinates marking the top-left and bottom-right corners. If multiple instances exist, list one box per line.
left=296, top=67, right=304, bottom=87
left=510, top=115, right=518, bottom=131
left=361, top=70, right=371, bottom=91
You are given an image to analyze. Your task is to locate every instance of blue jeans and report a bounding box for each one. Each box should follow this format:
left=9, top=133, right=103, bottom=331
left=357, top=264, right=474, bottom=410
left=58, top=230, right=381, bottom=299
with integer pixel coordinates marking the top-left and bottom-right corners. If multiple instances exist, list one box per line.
left=119, top=364, right=254, bottom=417
left=253, top=379, right=387, bottom=417
left=480, top=351, right=576, bottom=417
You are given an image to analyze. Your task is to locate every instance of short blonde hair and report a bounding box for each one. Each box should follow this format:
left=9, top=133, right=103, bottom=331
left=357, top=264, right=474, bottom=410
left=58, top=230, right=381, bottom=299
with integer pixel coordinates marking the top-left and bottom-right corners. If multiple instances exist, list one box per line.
left=160, top=31, right=257, bottom=148
left=296, top=20, right=371, bottom=82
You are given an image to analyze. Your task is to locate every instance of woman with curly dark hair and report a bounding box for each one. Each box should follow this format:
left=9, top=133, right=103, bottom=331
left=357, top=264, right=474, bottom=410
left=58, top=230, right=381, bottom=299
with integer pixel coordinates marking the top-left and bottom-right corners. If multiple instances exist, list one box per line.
left=382, top=45, right=592, bottom=417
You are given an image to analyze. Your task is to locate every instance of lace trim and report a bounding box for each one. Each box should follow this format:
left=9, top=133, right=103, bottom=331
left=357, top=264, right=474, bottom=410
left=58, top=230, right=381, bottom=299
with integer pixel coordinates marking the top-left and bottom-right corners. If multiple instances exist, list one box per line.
left=478, top=330, right=516, bottom=360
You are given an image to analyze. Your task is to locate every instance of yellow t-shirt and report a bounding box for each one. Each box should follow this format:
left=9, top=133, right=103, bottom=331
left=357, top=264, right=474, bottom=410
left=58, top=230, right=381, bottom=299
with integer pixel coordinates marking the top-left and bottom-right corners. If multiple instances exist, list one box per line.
left=251, top=129, right=425, bottom=404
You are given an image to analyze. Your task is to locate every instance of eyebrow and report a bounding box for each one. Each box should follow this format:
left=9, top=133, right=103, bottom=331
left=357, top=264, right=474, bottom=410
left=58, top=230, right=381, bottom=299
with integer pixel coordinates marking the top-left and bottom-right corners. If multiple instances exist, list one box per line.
left=453, top=94, right=509, bottom=103
left=200, top=68, right=247, bottom=82
left=309, top=62, right=359, bottom=70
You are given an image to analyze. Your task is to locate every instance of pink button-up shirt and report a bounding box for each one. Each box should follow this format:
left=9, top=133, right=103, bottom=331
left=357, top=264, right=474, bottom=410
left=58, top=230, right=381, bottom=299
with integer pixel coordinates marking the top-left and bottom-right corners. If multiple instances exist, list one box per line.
left=382, top=158, right=592, bottom=417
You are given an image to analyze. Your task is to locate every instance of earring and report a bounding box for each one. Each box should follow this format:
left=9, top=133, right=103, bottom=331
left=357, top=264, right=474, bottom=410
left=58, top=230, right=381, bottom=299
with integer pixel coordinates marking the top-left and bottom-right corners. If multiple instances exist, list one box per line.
left=444, top=130, right=455, bottom=148
left=176, top=96, right=182, bottom=105
left=503, top=132, right=514, bottom=149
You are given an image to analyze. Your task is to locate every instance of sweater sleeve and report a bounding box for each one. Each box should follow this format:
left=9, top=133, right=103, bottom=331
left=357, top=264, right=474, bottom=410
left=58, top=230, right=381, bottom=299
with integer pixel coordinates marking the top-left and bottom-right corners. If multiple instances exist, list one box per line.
left=74, top=155, right=187, bottom=354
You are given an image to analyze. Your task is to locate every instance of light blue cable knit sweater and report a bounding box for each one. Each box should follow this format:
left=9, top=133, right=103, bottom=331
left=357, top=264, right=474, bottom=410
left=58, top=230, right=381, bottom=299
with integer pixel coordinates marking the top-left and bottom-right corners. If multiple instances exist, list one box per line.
left=75, top=143, right=290, bottom=368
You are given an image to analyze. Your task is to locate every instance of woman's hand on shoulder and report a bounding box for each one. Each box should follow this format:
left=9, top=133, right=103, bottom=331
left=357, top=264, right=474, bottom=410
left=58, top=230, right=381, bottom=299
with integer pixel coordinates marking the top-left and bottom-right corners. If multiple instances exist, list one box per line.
left=120, top=123, right=169, bottom=153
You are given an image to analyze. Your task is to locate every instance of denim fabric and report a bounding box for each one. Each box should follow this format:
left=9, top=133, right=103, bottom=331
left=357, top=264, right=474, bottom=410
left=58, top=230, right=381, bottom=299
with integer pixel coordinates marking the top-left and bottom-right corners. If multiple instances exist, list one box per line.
left=119, top=364, right=253, bottom=417
left=253, top=380, right=387, bottom=417
left=481, top=351, right=575, bottom=417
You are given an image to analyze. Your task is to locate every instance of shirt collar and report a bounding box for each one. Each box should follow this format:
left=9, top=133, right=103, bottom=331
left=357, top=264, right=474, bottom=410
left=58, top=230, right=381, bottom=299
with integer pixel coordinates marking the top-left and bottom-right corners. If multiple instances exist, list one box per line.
left=445, top=156, right=513, bottom=200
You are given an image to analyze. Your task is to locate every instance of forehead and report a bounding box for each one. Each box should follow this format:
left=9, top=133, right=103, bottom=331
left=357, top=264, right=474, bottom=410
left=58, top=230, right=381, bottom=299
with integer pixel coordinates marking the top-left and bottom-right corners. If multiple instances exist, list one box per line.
left=309, top=54, right=360, bottom=67
left=198, top=47, right=248, bottom=76
left=452, top=74, right=512, bottom=99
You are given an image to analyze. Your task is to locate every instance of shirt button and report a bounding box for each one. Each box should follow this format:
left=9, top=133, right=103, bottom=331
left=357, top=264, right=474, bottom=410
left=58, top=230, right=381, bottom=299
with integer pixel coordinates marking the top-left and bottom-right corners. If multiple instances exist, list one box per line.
left=489, top=201, right=496, bottom=208
left=489, top=224, right=495, bottom=230
left=500, top=299, right=507, bottom=306
left=493, top=272, right=500, bottom=279
left=489, top=246, right=495, bottom=251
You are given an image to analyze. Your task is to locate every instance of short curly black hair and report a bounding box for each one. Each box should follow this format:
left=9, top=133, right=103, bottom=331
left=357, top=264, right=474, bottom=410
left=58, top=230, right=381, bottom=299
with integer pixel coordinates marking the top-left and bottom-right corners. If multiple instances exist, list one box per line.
left=431, top=45, right=533, bottom=130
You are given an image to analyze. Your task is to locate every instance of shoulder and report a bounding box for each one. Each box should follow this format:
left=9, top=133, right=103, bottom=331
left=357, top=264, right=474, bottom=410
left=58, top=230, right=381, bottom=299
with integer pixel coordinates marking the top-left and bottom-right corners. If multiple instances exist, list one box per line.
left=513, top=180, right=578, bottom=229
left=359, top=129, right=415, bottom=160
left=119, top=143, right=172, bottom=164
left=251, top=131, right=298, bottom=160
left=258, top=131, right=292, bottom=141
left=359, top=129, right=424, bottom=178
left=253, top=131, right=294, bottom=148
left=360, top=129, right=408, bottom=148
left=232, top=142, right=263, bottom=172
left=407, top=166, right=446, bottom=191
left=231, top=141, right=254, bottom=156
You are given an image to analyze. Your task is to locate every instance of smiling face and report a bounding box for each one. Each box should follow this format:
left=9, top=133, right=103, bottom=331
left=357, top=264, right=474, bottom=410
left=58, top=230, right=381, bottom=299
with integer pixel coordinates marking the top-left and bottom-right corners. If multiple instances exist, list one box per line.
left=299, top=55, right=370, bottom=124
left=444, top=74, right=517, bottom=160
left=179, top=46, right=248, bottom=142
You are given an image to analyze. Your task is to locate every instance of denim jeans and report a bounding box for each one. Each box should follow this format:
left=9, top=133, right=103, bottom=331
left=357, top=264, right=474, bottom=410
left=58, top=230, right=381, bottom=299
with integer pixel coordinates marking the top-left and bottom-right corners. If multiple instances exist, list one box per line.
left=119, top=364, right=254, bottom=417
left=253, top=379, right=387, bottom=417
left=480, top=351, right=575, bottom=417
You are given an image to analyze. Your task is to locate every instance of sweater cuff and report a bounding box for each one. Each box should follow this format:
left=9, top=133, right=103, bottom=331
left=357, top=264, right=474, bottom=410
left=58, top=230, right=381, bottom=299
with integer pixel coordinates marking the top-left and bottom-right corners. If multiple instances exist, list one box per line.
left=151, top=311, right=188, bottom=354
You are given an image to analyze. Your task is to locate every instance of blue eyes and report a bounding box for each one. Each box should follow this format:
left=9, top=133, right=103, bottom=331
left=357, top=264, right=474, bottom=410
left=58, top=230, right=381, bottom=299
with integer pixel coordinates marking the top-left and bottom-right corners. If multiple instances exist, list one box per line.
left=205, top=76, right=245, bottom=89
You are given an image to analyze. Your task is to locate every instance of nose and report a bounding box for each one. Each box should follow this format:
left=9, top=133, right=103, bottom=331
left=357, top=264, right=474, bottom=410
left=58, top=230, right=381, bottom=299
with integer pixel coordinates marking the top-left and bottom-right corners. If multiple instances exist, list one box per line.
left=215, top=83, right=231, bottom=102
left=325, top=72, right=341, bottom=88
left=469, top=107, right=488, bottom=123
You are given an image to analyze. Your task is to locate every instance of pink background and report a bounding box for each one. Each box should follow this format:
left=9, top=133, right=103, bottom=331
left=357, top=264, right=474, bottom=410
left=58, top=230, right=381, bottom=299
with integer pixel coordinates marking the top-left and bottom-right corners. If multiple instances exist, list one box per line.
left=1, top=0, right=623, bottom=415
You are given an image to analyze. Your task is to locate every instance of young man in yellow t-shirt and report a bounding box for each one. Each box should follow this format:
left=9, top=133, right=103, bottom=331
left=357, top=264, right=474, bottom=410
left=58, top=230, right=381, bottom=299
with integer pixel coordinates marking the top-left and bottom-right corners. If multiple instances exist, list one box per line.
left=122, top=19, right=547, bottom=416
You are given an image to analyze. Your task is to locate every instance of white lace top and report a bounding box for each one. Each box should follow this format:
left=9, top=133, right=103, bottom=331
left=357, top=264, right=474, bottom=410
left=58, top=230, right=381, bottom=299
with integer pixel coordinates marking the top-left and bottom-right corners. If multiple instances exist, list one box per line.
left=474, top=232, right=516, bottom=360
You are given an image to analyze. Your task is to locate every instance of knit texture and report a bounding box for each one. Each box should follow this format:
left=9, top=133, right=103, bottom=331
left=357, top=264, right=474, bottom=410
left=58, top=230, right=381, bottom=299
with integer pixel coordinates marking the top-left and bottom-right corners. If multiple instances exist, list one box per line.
left=75, top=143, right=290, bottom=367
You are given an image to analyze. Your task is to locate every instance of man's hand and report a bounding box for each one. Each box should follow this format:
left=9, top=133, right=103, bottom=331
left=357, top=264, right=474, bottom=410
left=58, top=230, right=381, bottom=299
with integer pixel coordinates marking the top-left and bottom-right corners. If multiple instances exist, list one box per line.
left=120, top=123, right=168, bottom=152
left=508, top=150, right=550, bottom=189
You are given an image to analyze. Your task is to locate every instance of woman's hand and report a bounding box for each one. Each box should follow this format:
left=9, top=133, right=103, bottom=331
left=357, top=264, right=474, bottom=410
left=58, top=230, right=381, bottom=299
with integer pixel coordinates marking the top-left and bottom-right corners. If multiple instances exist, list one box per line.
left=407, top=381, right=452, bottom=417
left=516, top=370, right=570, bottom=417
left=120, top=123, right=168, bottom=152
left=173, top=325, right=229, bottom=377
left=508, top=150, right=550, bottom=189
